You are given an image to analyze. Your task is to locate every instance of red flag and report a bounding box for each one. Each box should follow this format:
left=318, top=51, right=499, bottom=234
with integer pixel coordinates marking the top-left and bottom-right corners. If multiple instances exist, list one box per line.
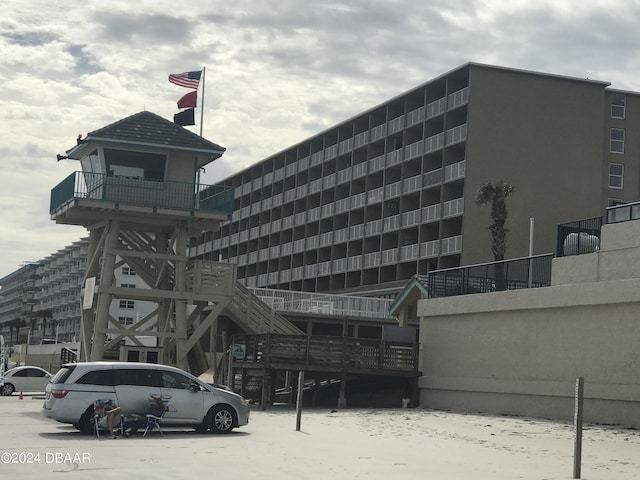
left=177, top=91, right=197, bottom=109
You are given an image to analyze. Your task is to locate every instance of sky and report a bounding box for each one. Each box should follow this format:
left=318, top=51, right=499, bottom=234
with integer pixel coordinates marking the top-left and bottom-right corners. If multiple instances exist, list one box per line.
left=2, top=0, right=640, bottom=280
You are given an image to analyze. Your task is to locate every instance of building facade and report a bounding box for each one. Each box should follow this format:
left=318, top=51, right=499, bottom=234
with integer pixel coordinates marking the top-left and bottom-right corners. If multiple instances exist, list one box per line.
left=0, top=264, right=39, bottom=345
left=190, top=62, right=640, bottom=296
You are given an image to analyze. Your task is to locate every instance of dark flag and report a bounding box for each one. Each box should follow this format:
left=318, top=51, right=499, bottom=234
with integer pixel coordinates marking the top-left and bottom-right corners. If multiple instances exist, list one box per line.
left=174, top=108, right=195, bottom=126
left=177, top=91, right=197, bottom=109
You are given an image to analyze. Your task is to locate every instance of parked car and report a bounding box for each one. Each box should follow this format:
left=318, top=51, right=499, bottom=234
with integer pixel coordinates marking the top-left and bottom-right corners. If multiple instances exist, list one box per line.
left=2, top=366, right=53, bottom=396
left=42, top=362, right=250, bottom=434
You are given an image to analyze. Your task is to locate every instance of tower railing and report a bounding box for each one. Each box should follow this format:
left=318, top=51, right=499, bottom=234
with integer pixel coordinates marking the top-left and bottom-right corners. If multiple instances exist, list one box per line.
left=50, top=171, right=234, bottom=217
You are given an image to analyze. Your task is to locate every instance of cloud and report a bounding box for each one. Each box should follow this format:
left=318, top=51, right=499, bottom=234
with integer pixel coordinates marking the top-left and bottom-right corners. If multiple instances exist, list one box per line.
left=2, top=0, right=640, bottom=279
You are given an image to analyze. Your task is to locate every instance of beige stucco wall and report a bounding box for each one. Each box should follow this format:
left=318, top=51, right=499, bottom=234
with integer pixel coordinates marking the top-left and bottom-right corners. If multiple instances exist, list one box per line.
left=417, top=277, right=640, bottom=427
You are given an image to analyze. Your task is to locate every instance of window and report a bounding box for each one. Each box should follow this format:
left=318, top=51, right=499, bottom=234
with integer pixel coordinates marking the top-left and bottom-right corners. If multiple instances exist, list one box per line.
left=118, top=316, right=134, bottom=326
left=161, top=370, right=196, bottom=390
left=119, top=300, right=135, bottom=309
left=609, top=163, right=624, bottom=189
left=120, top=283, right=136, bottom=288
left=610, top=129, right=624, bottom=153
left=122, top=267, right=136, bottom=276
left=114, top=368, right=162, bottom=387
left=76, top=369, right=115, bottom=386
left=608, top=198, right=624, bottom=207
left=611, top=93, right=626, bottom=118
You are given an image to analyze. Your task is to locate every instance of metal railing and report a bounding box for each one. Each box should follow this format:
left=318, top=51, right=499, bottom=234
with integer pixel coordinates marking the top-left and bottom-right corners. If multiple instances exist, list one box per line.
left=606, top=201, right=640, bottom=224
left=50, top=171, right=234, bottom=218
left=248, top=287, right=395, bottom=319
left=425, top=254, right=553, bottom=298
left=556, top=216, right=602, bottom=257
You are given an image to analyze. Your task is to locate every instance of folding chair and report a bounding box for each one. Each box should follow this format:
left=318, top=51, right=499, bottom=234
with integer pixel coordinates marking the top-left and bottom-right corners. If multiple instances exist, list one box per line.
left=93, top=399, right=123, bottom=438
left=142, top=396, right=170, bottom=437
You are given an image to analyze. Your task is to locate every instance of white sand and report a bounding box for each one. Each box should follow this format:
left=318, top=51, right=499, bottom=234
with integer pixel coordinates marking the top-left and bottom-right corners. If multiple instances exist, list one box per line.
left=3, top=398, right=639, bottom=479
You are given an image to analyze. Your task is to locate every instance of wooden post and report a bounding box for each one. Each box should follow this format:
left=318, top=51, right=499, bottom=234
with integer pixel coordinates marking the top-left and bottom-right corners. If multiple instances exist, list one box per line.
left=296, top=370, right=305, bottom=431
left=573, top=377, right=584, bottom=479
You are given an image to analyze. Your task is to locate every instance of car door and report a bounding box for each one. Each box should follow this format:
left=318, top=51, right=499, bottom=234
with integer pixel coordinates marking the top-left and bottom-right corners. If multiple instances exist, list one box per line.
left=113, top=368, right=162, bottom=415
left=27, top=368, right=51, bottom=392
left=159, top=369, right=204, bottom=424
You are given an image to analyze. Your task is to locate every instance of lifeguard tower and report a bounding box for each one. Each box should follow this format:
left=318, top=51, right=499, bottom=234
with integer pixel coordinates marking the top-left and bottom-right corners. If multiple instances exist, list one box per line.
left=50, top=111, right=301, bottom=373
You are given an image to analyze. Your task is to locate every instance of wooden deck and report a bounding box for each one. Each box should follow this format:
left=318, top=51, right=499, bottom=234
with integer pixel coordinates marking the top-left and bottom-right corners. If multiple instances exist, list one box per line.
left=230, top=333, right=418, bottom=377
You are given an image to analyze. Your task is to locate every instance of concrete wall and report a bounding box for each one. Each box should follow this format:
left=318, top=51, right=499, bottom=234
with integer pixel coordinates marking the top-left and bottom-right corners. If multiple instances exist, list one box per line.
left=416, top=277, right=640, bottom=427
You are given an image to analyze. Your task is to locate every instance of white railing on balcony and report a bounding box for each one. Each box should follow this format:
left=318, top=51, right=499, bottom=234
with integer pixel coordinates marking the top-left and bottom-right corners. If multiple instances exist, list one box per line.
left=320, top=232, right=333, bottom=247
left=348, top=255, right=362, bottom=270
left=251, top=287, right=395, bottom=319
left=426, top=97, right=446, bottom=119
left=351, top=192, right=366, bottom=209
left=366, top=219, right=383, bottom=235
left=422, top=204, right=441, bottom=223
left=325, top=144, right=338, bottom=160
left=388, top=115, right=405, bottom=134
left=441, top=235, right=463, bottom=255
left=444, top=160, right=466, bottom=182
left=386, top=149, right=404, bottom=167
left=405, top=140, right=424, bottom=161
left=321, top=203, right=334, bottom=218
left=332, top=258, right=347, bottom=272
left=318, top=261, right=332, bottom=276
left=335, top=198, right=350, bottom=214
left=369, top=154, right=386, bottom=172
left=423, top=168, right=443, bottom=188
left=353, top=162, right=367, bottom=178
left=383, top=214, right=401, bottom=231
left=370, top=123, right=387, bottom=141
left=381, top=248, right=399, bottom=265
left=447, top=86, right=469, bottom=110
left=350, top=223, right=365, bottom=239
left=401, top=209, right=421, bottom=227
left=442, top=197, right=464, bottom=218
left=367, top=187, right=384, bottom=205
left=401, top=244, right=420, bottom=261
left=420, top=240, right=439, bottom=258
left=403, top=175, right=422, bottom=193
left=425, top=132, right=444, bottom=153
left=364, top=252, right=381, bottom=268
left=354, top=131, right=369, bottom=148
left=304, top=264, right=318, bottom=278
left=406, top=106, right=425, bottom=126
left=334, top=228, right=349, bottom=243
left=446, top=124, right=467, bottom=145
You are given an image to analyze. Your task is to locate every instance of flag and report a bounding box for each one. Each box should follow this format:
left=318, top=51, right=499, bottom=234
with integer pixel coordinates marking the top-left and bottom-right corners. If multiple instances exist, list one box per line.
left=177, top=91, right=197, bottom=109
left=174, top=108, right=195, bottom=126
left=168, top=71, right=202, bottom=89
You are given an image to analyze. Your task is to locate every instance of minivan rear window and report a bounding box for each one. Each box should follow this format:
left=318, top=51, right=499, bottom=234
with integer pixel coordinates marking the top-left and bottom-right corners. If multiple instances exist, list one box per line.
left=50, top=365, right=76, bottom=385
left=76, top=369, right=115, bottom=386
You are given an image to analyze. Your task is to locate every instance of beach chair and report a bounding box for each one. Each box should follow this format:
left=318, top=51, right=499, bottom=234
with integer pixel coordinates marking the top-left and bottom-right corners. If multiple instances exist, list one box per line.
left=93, top=399, right=123, bottom=438
left=142, top=397, right=170, bottom=437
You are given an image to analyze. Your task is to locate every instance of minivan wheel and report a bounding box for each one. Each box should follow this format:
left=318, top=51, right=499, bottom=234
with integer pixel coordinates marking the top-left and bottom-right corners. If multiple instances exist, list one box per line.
left=79, top=407, right=95, bottom=435
left=2, top=383, right=15, bottom=396
left=207, top=405, right=236, bottom=434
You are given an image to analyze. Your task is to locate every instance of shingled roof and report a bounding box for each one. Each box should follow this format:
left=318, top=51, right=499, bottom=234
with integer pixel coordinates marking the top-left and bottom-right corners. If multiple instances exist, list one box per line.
left=68, top=111, right=226, bottom=156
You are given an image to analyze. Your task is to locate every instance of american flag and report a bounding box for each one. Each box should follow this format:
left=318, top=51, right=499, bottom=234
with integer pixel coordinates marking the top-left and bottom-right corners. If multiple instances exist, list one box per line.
left=168, top=71, right=201, bottom=89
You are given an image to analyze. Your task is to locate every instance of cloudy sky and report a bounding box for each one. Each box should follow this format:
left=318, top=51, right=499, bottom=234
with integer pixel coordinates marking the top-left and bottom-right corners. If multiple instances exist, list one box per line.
left=1, top=0, right=640, bottom=279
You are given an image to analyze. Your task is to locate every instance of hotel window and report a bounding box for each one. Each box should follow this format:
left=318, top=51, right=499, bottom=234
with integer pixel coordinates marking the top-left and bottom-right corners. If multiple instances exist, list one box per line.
left=119, top=300, right=135, bottom=309
left=118, top=316, right=134, bottom=326
left=610, top=129, right=624, bottom=153
left=609, top=163, right=623, bottom=189
left=122, top=267, right=136, bottom=276
left=611, top=93, right=626, bottom=118
left=120, top=283, right=136, bottom=288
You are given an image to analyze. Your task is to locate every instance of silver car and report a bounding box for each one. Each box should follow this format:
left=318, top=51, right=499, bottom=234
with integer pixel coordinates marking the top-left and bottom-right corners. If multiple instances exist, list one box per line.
left=2, top=366, right=53, bottom=396
left=42, top=362, right=249, bottom=434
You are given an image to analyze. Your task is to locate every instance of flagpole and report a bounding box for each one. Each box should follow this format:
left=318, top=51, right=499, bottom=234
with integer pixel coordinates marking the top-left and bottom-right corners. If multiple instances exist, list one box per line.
left=199, top=66, right=206, bottom=137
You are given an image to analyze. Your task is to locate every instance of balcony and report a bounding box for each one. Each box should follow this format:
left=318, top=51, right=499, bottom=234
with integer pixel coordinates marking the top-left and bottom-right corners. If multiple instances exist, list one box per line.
left=50, top=172, right=234, bottom=218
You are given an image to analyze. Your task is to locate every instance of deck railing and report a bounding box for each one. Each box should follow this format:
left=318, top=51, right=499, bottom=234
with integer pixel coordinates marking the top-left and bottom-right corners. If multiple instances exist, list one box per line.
left=231, top=333, right=417, bottom=373
left=50, top=171, right=234, bottom=217
left=425, top=254, right=553, bottom=298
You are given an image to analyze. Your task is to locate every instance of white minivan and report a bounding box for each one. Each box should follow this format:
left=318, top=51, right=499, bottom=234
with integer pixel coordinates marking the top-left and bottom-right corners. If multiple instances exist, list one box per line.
left=42, top=362, right=249, bottom=434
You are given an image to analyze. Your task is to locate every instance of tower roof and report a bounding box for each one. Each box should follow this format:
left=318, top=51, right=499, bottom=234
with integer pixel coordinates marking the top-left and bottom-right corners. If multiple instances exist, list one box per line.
left=66, top=111, right=226, bottom=160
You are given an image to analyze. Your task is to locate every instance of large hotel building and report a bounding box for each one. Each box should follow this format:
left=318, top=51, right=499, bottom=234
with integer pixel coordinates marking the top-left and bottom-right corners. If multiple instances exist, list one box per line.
left=189, top=62, right=639, bottom=297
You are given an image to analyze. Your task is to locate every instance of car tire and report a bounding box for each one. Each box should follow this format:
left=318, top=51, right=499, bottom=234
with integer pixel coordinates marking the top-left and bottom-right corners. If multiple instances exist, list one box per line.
left=79, top=407, right=95, bottom=435
left=1, top=383, right=15, bottom=396
left=206, top=405, right=236, bottom=434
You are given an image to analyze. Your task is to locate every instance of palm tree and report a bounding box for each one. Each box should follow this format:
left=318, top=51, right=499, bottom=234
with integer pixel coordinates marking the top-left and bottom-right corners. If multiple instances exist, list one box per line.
left=8, top=317, right=22, bottom=345
left=475, top=180, right=515, bottom=290
left=37, top=309, right=54, bottom=337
